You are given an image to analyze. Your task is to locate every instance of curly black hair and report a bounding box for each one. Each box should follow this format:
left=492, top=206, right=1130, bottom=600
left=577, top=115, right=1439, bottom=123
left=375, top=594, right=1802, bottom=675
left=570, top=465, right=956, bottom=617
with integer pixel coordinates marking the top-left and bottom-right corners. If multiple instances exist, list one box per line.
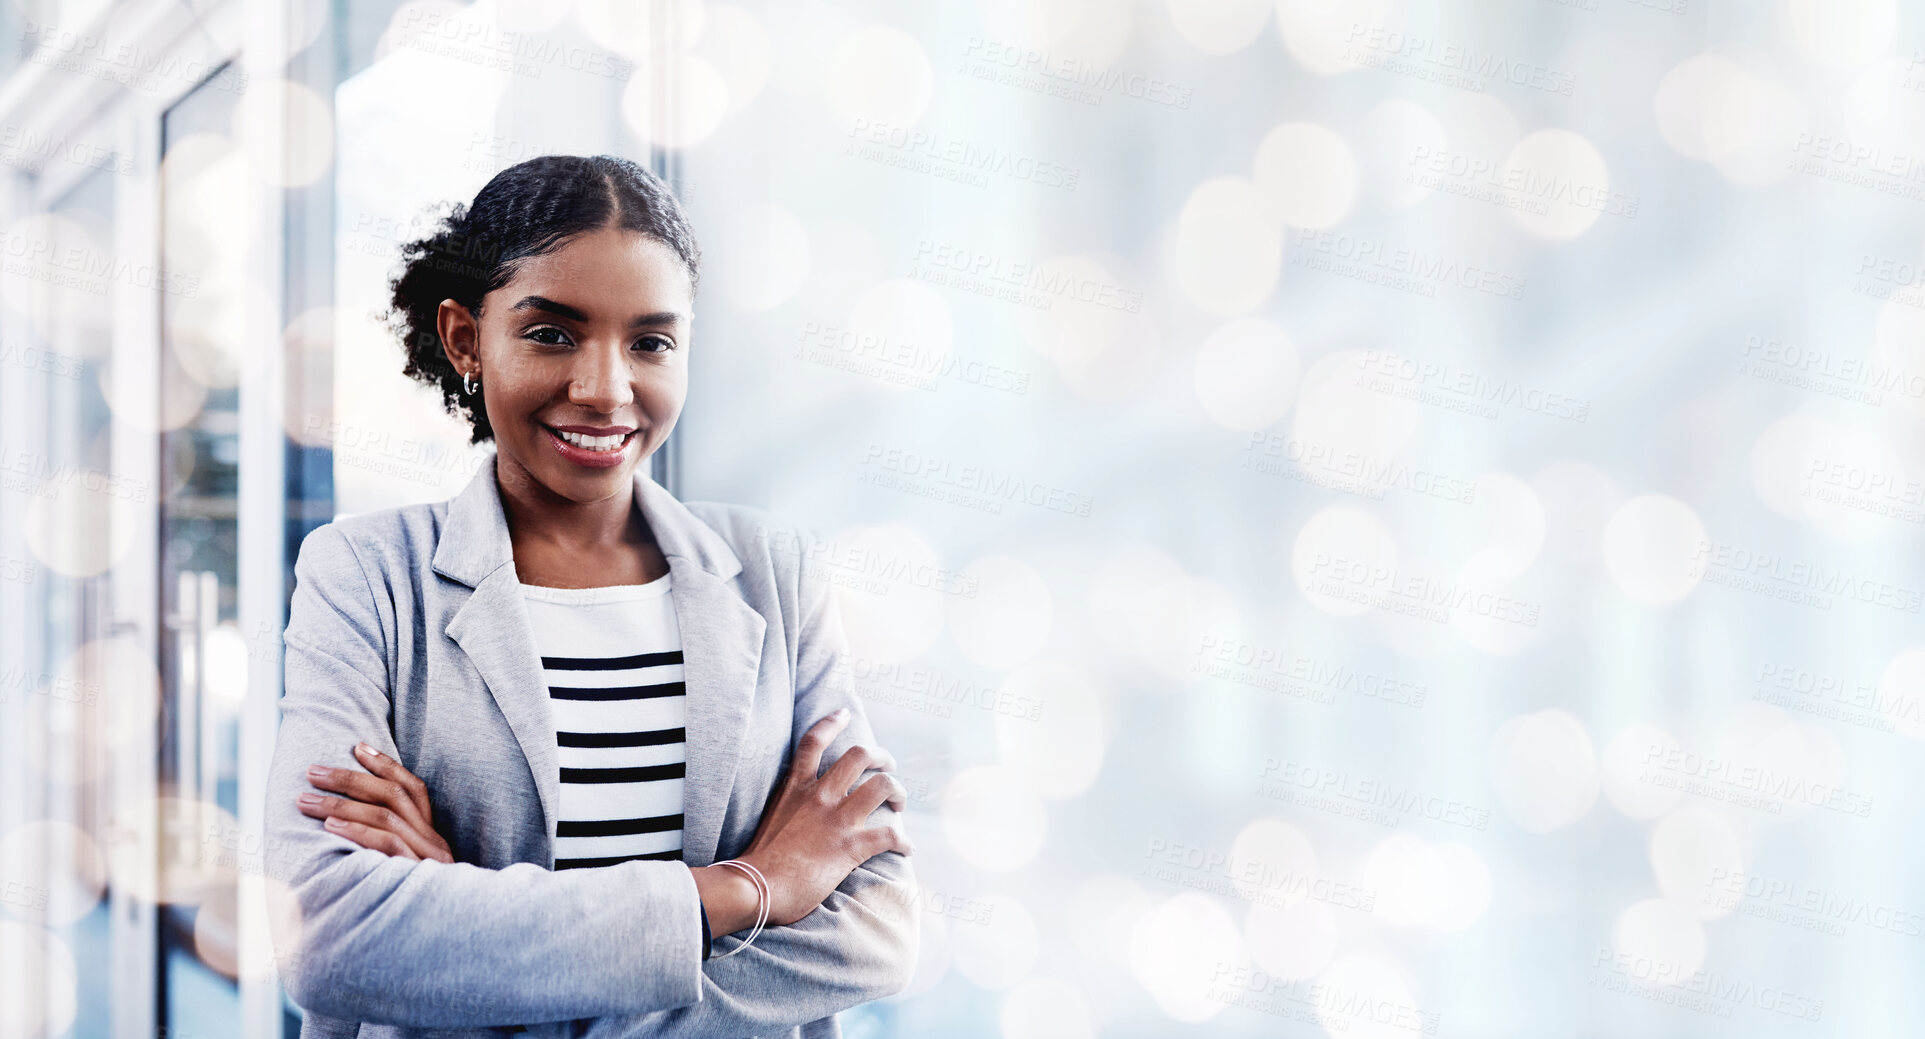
left=385, top=154, right=700, bottom=444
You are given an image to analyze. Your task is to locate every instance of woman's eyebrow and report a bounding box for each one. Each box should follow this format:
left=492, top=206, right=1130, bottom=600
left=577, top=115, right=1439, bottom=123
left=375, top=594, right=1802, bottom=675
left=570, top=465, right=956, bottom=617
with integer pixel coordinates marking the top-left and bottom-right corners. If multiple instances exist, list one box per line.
left=510, top=295, right=685, bottom=327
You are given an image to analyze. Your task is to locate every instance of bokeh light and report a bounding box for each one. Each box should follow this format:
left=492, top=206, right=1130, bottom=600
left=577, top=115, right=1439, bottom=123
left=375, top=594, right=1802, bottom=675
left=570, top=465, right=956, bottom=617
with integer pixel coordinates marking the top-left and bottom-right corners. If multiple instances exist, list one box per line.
left=1489, top=709, right=1599, bottom=832
left=1170, top=176, right=1282, bottom=316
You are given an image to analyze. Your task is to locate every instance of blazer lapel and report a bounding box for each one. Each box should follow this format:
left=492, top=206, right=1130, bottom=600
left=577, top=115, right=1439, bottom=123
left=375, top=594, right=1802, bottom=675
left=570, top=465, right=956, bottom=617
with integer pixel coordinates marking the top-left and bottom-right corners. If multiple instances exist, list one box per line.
left=634, top=471, right=767, bottom=868
left=432, top=449, right=766, bottom=870
left=442, top=567, right=559, bottom=851
left=433, top=457, right=562, bottom=854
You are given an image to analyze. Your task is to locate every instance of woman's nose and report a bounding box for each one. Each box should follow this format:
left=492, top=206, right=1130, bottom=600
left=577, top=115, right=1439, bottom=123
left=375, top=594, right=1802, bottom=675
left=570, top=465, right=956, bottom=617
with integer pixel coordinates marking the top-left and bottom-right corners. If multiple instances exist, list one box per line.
left=568, top=345, right=634, bottom=412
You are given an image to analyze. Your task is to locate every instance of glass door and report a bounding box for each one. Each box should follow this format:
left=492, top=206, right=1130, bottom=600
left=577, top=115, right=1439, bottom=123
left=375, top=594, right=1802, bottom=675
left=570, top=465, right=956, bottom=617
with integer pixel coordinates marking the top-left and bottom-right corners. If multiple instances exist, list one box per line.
left=154, top=63, right=249, bottom=1039
left=2, top=2, right=320, bottom=1036
left=2, top=145, right=124, bottom=1039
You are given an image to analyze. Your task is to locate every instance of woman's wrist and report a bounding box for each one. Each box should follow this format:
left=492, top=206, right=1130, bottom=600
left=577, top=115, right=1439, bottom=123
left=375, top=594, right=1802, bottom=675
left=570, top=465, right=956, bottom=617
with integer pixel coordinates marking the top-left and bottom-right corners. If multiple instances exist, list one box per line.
left=690, top=861, right=763, bottom=936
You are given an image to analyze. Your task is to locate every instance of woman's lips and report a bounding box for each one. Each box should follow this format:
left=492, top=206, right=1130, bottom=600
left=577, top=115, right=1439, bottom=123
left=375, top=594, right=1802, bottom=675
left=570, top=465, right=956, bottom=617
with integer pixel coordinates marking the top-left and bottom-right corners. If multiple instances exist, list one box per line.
left=541, top=424, right=635, bottom=469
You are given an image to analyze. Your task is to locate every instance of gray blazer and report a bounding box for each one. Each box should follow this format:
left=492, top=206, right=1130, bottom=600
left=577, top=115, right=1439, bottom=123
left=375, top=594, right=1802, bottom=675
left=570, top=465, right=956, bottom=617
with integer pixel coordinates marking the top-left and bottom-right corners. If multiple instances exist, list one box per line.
left=265, top=447, right=919, bottom=1039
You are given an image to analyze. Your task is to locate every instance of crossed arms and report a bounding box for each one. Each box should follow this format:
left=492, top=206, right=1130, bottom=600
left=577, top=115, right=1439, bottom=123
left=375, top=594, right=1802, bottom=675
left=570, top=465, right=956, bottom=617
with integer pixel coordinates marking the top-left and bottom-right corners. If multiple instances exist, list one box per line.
left=265, top=525, right=919, bottom=1035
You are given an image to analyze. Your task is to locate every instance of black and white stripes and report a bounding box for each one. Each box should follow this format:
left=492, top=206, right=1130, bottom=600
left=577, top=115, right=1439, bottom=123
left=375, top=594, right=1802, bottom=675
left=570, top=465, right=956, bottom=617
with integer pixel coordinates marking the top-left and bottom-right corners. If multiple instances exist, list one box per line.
left=521, top=577, right=687, bottom=870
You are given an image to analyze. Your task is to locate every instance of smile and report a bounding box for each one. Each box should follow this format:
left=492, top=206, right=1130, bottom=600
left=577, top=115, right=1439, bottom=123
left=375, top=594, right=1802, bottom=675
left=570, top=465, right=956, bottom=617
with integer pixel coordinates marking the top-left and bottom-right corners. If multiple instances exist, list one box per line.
left=553, top=429, right=626, bottom=451
left=541, top=424, right=637, bottom=468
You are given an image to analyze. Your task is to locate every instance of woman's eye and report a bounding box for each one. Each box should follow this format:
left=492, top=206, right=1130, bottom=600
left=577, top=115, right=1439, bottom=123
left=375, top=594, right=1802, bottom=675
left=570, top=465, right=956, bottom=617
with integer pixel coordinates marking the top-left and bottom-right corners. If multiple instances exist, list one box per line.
left=636, top=335, right=675, bottom=354
left=526, top=326, right=571, bottom=346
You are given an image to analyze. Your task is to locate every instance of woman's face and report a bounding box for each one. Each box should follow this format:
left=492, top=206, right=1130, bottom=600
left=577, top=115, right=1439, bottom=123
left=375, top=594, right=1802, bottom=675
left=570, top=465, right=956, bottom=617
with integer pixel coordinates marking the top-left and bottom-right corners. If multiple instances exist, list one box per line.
left=438, top=227, right=693, bottom=505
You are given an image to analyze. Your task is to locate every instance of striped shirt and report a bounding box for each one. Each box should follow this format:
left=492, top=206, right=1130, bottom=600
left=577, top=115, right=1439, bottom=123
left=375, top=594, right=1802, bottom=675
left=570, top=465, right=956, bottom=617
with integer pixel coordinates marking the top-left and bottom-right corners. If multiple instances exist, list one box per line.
left=521, top=573, right=687, bottom=871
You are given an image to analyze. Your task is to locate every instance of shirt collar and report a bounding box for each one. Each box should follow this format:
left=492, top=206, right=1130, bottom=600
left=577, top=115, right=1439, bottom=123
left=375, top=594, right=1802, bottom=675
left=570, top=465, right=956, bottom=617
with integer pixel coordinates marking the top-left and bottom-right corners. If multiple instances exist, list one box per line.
left=430, top=444, right=743, bottom=587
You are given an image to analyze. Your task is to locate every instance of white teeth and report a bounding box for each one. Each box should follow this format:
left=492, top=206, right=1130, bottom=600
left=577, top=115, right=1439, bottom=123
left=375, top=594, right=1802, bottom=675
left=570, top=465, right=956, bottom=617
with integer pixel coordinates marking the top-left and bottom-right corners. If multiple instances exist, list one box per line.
left=555, top=429, right=626, bottom=452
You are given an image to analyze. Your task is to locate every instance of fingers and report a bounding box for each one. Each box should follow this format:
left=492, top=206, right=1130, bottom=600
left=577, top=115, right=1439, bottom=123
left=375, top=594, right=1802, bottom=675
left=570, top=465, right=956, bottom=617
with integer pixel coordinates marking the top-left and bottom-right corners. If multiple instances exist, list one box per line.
left=297, top=792, right=449, bottom=862
left=305, top=753, right=452, bottom=863
left=821, top=741, right=895, bottom=799
left=849, top=742, right=898, bottom=775
left=318, top=815, right=422, bottom=861
left=306, top=765, right=410, bottom=821
left=790, top=708, right=851, bottom=786
left=307, top=762, right=426, bottom=833
left=845, top=769, right=909, bottom=815
left=354, top=742, right=433, bottom=821
left=853, top=813, right=915, bottom=859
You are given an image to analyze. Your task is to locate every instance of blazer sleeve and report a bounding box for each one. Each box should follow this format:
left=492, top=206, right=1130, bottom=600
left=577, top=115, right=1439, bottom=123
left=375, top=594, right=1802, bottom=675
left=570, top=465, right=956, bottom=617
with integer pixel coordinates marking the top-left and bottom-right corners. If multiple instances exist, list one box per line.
left=265, top=524, right=710, bottom=1028
left=533, top=525, right=923, bottom=1039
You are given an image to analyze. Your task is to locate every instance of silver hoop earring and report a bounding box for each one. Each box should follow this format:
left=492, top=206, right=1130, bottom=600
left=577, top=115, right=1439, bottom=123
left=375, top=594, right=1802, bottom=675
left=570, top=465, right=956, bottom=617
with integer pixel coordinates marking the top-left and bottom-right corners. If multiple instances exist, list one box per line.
left=462, top=370, right=479, bottom=396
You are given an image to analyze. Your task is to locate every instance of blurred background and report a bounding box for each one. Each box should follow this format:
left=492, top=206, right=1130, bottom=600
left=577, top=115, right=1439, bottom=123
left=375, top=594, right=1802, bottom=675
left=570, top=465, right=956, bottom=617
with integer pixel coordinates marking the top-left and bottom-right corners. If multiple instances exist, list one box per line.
left=2, top=0, right=1924, bottom=1036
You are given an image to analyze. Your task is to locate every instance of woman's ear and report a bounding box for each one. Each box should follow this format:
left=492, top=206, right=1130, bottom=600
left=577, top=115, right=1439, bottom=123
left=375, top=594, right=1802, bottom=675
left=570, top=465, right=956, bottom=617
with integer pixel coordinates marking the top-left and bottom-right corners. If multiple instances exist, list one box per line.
left=437, top=298, right=480, bottom=376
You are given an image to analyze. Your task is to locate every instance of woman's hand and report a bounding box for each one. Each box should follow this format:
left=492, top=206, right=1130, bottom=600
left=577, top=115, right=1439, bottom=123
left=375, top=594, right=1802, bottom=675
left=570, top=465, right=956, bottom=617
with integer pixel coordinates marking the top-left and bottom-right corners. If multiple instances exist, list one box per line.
left=298, top=742, right=454, bottom=863
left=709, top=708, right=913, bottom=931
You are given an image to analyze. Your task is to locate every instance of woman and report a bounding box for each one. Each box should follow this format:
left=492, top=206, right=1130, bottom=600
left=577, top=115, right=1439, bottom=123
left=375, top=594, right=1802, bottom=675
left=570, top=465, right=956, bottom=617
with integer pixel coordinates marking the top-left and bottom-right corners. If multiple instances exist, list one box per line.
left=264, top=154, right=918, bottom=1039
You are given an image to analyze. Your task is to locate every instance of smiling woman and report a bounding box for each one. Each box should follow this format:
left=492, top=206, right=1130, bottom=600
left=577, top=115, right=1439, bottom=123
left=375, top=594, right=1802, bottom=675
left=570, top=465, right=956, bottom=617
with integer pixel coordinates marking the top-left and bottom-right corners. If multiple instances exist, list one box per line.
left=387, top=156, right=701, bottom=592
left=386, top=155, right=700, bottom=445
left=263, top=155, right=919, bottom=1039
